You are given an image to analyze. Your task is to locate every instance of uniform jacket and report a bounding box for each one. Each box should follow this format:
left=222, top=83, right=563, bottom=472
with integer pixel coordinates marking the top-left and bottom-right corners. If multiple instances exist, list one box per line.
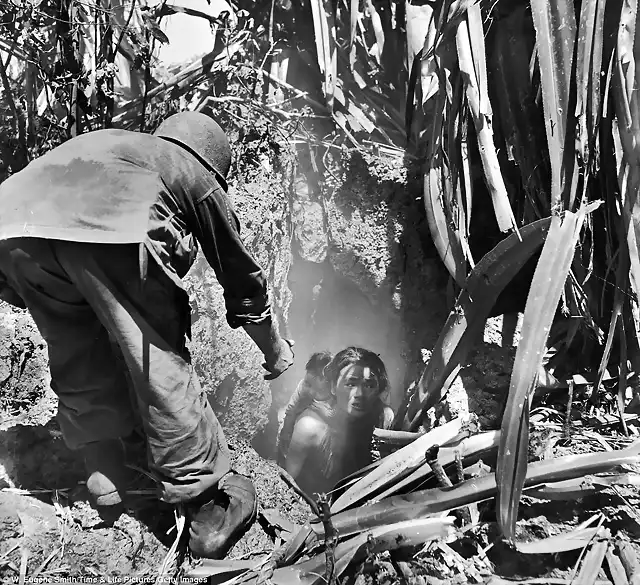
left=0, top=129, right=269, bottom=328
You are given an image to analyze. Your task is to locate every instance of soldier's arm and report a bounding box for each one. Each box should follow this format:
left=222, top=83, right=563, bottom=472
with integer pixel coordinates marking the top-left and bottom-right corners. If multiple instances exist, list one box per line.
left=284, top=414, right=324, bottom=482
left=190, top=184, right=293, bottom=377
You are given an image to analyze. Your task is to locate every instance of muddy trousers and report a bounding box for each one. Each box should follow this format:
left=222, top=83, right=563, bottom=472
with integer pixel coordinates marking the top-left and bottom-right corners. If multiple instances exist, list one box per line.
left=0, top=238, right=230, bottom=503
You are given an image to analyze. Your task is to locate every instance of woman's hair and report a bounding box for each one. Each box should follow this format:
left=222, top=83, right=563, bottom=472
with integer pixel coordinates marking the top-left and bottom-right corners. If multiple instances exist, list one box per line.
left=324, top=347, right=389, bottom=396
left=305, top=350, right=334, bottom=377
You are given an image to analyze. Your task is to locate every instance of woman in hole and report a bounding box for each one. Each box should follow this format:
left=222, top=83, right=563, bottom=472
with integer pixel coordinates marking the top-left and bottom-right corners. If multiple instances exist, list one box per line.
left=280, top=346, right=393, bottom=496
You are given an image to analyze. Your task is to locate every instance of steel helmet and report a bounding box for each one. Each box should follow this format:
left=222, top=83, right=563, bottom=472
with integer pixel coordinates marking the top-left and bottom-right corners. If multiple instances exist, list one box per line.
left=154, top=111, right=231, bottom=190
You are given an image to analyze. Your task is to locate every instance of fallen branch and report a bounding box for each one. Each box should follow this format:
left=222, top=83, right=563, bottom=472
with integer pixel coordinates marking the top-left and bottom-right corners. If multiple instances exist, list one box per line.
left=279, top=470, right=319, bottom=516
left=373, top=430, right=500, bottom=502
left=307, top=441, right=640, bottom=543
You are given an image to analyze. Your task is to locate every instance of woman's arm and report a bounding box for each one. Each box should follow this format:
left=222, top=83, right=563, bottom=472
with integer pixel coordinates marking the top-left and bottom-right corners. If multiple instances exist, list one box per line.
left=277, top=379, right=314, bottom=465
left=284, top=414, right=325, bottom=485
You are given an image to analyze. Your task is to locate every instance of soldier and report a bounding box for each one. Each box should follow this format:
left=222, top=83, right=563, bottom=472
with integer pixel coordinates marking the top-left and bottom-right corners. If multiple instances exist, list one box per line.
left=0, top=112, right=295, bottom=559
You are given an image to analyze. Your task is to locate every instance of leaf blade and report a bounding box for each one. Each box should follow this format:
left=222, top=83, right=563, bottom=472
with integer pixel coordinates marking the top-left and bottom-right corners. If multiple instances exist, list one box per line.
left=331, top=416, right=469, bottom=513
left=529, top=0, right=578, bottom=211
left=404, top=218, right=552, bottom=431
left=496, top=206, right=598, bottom=543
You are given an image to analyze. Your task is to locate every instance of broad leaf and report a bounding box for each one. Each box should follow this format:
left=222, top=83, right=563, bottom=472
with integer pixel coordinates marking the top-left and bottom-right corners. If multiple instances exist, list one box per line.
left=575, top=0, right=606, bottom=175
left=515, top=527, right=601, bottom=555
left=403, top=218, right=552, bottom=431
left=496, top=205, right=599, bottom=543
left=613, top=0, right=640, bottom=350
left=574, top=528, right=610, bottom=585
left=237, top=519, right=455, bottom=585
left=525, top=473, right=640, bottom=501
left=488, top=5, right=551, bottom=217
left=529, top=0, right=578, bottom=211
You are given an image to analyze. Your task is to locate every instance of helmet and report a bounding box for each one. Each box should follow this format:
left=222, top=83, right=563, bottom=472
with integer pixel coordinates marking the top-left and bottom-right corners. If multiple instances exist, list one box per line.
left=154, top=112, right=231, bottom=189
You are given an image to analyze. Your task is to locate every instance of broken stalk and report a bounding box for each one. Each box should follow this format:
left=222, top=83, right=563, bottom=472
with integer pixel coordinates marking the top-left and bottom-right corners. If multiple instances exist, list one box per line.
left=316, top=493, right=337, bottom=585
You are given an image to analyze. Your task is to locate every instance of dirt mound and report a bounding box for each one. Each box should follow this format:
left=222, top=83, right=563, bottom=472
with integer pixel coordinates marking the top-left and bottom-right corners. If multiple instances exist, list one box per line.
left=0, top=416, right=309, bottom=581
left=0, top=305, right=49, bottom=419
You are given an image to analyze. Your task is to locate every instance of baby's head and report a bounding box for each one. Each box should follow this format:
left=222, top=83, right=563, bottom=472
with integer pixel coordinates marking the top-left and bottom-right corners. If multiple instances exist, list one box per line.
left=304, top=351, right=333, bottom=399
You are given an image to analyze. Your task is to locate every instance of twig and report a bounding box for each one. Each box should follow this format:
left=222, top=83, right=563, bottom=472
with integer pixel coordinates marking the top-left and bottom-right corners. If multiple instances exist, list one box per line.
left=454, top=450, right=465, bottom=484
left=3, top=33, right=20, bottom=69
left=279, top=470, right=320, bottom=516
left=156, top=505, right=186, bottom=585
left=425, top=446, right=452, bottom=487
left=316, top=493, right=337, bottom=585
left=268, top=0, right=275, bottom=47
left=255, top=68, right=328, bottom=113
left=114, top=0, right=137, bottom=55
left=1, top=488, right=70, bottom=495
left=562, top=379, right=574, bottom=442
left=0, top=544, right=19, bottom=563
left=425, top=446, right=472, bottom=526
left=0, top=45, right=29, bottom=167
left=256, top=543, right=288, bottom=585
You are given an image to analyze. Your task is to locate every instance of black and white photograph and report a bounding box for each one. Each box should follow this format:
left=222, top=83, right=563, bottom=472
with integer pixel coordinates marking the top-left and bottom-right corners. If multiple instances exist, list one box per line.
left=0, top=0, right=639, bottom=582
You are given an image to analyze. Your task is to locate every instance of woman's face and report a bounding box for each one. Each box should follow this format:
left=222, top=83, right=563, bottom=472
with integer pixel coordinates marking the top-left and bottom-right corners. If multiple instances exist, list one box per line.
left=334, top=363, right=380, bottom=418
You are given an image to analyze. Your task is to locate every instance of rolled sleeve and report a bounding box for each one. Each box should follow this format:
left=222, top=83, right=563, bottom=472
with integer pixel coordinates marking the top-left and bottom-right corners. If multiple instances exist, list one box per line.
left=224, top=293, right=270, bottom=329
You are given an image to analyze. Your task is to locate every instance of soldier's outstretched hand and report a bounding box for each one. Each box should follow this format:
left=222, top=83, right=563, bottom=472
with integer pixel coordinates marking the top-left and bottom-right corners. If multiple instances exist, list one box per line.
left=263, top=338, right=295, bottom=380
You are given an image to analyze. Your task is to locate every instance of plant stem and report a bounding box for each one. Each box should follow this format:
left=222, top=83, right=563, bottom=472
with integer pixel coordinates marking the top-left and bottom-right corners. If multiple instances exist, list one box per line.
left=316, top=493, right=337, bottom=585
left=279, top=471, right=320, bottom=516
left=454, top=450, right=465, bottom=484
left=115, top=0, right=137, bottom=59
left=425, top=445, right=452, bottom=488
left=0, top=46, right=29, bottom=169
left=564, top=379, right=574, bottom=441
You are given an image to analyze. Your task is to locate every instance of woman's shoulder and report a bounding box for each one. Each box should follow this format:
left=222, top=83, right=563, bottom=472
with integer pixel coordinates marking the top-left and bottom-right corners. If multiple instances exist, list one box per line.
left=292, top=410, right=329, bottom=445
